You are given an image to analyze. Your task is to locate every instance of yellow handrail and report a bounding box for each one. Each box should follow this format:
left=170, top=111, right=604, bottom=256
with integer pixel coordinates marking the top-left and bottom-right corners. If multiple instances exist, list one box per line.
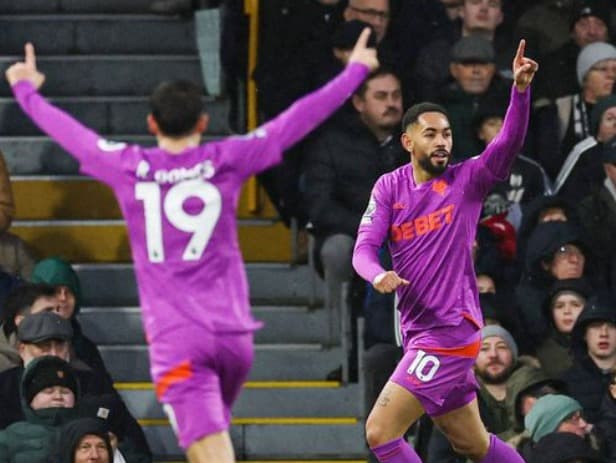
left=244, top=0, right=260, bottom=214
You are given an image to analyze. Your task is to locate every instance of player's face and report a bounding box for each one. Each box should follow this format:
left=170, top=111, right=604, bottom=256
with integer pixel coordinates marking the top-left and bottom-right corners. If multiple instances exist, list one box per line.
left=450, top=62, right=496, bottom=95
left=354, top=74, right=402, bottom=133
left=548, top=244, right=585, bottom=280
left=572, top=16, right=609, bottom=48
left=475, top=336, right=513, bottom=384
left=402, top=112, right=452, bottom=176
left=597, top=107, right=616, bottom=142
left=551, top=292, right=585, bottom=334
left=54, top=285, right=76, bottom=319
left=583, top=59, right=616, bottom=100
left=345, top=0, right=390, bottom=43
left=585, top=320, right=616, bottom=360
left=460, top=0, right=503, bottom=33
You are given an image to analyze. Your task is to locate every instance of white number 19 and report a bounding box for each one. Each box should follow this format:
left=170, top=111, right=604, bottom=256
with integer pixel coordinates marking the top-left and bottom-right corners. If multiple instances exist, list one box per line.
left=135, top=179, right=222, bottom=262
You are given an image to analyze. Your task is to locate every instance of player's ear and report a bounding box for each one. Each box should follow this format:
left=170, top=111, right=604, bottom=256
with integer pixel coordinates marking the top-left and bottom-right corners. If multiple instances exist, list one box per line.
left=147, top=114, right=160, bottom=135
left=195, top=113, right=209, bottom=134
left=401, top=131, right=413, bottom=153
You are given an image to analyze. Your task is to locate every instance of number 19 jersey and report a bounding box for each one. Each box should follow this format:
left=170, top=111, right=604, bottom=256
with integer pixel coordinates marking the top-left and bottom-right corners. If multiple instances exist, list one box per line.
left=12, top=63, right=370, bottom=341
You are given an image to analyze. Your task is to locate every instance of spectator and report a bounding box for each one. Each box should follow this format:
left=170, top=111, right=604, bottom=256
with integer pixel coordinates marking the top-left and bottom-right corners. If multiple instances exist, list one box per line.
left=31, top=257, right=111, bottom=379
left=0, top=150, right=37, bottom=279
left=534, top=0, right=612, bottom=102
left=413, top=0, right=510, bottom=102
left=0, top=356, right=79, bottom=463
left=437, top=35, right=511, bottom=161
left=0, top=283, right=58, bottom=372
left=528, top=431, right=604, bottom=463
left=343, top=0, right=390, bottom=44
left=506, top=366, right=564, bottom=445
left=303, top=68, right=405, bottom=352
left=535, top=278, right=594, bottom=378
left=520, top=394, right=597, bottom=460
left=557, top=94, right=616, bottom=199
left=578, top=135, right=616, bottom=292
left=55, top=417, right=113, bottom=463
left=78, top=394, right=152, bottom=463
left=561, top=291, right=616, bottom=423
left=515, top=221, right=596, bottom=346
left=532, top=41, right=616, bottom=181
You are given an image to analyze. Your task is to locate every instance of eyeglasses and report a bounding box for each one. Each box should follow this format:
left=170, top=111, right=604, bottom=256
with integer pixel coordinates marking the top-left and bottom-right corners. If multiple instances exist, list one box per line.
left=348, top=5, right=390, bottom=21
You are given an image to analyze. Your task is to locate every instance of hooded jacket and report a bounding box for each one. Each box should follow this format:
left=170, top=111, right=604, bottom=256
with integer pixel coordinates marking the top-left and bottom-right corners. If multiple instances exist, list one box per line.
left=560, top=292, right=616, bottom=423
left=31, top=257, right=109, bottom=377
left=0, top=356, right=79, bottom=463
left=515, top=221, right=593, bottom=345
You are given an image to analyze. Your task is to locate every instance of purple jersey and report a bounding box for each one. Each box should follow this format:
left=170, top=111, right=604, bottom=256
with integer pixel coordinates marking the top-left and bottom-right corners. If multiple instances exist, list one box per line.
left=353, top=86, right=530, bottom=344
left=13, top=63, right=369, bottom=341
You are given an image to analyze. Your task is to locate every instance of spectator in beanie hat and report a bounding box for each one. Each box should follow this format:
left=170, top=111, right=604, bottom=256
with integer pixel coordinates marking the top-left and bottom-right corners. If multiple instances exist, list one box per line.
left=524, top=394, right=590, bottom=443
left=0, top=355, right=79, bottom=463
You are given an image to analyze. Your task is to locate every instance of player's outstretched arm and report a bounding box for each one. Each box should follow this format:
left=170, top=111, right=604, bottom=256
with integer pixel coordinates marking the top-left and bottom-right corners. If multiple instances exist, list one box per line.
left=6, top=43, right=122, bottom=181
left=5, top=43, right=45, bottom=89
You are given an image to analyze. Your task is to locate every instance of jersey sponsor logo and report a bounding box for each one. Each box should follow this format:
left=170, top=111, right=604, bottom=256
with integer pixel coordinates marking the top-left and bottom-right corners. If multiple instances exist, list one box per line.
left=360, top=197, right=377, bottom=225
left=393, top=202, right=406, bottom=210
left=153, top=160, right=216, bottom=185
left=97, top=138, right=127, bottom=152
left=432, top=179, right=449, bottom=196
left=390, top=204, right=454, bottom=242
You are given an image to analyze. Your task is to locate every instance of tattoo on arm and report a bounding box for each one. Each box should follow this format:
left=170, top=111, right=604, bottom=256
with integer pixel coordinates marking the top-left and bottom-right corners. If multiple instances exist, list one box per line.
left=377, top=389, right=392, bottom=407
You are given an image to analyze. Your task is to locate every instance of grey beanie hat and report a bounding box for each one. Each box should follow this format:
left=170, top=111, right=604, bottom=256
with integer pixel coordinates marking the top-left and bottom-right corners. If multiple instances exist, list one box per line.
left=481, top=325, right=518, bottom=362
left=577, top=42, right=616, bottom=85
left=525, top=394, right=583, bottom=442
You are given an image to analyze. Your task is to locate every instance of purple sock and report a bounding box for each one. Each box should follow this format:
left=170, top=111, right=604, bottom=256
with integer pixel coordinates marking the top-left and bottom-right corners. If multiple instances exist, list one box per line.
left=478, top=434, right=523, bottom=463
left=371, top=437, right=422, bottom=463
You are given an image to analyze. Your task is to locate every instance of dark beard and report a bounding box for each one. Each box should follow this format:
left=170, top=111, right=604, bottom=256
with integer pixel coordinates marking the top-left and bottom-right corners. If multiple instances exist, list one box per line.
left=476, top=363, right=515, bottom=384
left=418, top=154, right=448, bottom=176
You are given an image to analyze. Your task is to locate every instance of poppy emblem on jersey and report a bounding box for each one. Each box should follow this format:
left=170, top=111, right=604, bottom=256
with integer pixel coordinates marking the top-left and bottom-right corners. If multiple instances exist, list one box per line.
left=432, top=180, right=448, bottom=196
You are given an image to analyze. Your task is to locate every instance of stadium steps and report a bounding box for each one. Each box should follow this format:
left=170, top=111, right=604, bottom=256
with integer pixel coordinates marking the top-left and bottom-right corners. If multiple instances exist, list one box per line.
left=0, top=2, right=366, bottom=459
left=0, top=96, right=229, bottom=135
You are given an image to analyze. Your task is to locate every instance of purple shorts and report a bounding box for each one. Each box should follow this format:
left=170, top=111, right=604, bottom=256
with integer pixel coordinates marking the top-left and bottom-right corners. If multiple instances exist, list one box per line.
left=148, top=324, right=254, bottom=449
left=390, top=317, right=481, bottom=417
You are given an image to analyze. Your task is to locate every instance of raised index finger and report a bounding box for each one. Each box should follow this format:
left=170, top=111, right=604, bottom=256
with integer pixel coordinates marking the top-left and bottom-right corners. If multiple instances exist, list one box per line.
left=25, top=42, right=36, bottom=68
left=514, top=39, right=526, bottom=64
left=354, top=27, right=373, bottom=50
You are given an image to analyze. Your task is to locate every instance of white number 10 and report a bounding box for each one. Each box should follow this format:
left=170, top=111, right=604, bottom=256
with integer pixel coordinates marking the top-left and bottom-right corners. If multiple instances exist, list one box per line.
left=135, top=179, right=222, bottom=262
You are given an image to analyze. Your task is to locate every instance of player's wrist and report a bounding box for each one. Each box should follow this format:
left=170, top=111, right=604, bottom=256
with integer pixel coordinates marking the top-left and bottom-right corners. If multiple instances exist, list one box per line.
left=373, top=272, right=387, bottom=286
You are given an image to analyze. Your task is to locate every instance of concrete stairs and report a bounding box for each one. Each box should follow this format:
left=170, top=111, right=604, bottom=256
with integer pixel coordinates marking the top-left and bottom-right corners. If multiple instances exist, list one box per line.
left=0, top=1, right=367, bottom=460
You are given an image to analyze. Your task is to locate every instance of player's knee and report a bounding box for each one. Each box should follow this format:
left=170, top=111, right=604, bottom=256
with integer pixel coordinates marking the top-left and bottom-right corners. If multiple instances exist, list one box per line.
left=448, top=433, right=490, bottom=460
left=365, top=415, right=392, bottom=448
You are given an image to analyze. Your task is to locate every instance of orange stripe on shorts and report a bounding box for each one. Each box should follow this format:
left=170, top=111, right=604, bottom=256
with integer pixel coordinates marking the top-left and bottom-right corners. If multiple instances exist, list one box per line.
left=422, top=338, right=481, bottom=358
left=155, top=360, right=193, bottom=399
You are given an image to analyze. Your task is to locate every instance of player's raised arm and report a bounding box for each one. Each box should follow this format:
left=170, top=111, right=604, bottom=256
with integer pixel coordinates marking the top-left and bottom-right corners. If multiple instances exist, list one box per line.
left=6, top=43, right=123, bottom=183
left=261, top=28, right=379, bottom=151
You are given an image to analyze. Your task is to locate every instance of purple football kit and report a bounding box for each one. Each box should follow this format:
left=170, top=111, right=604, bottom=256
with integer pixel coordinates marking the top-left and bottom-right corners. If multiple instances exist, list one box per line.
left=12, top=62, right=369, bottom=448
left=353, top=86, right=530, bottom=417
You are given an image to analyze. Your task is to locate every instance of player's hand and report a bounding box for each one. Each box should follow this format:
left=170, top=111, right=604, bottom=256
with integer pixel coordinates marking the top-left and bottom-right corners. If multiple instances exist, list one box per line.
left=512, top=39, right=538, bottom=92
left=5, top=43, right=46, bottom=89
left=348, top=27, right=379, bottom=72
left=373, top=271, right=410, bottom=294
